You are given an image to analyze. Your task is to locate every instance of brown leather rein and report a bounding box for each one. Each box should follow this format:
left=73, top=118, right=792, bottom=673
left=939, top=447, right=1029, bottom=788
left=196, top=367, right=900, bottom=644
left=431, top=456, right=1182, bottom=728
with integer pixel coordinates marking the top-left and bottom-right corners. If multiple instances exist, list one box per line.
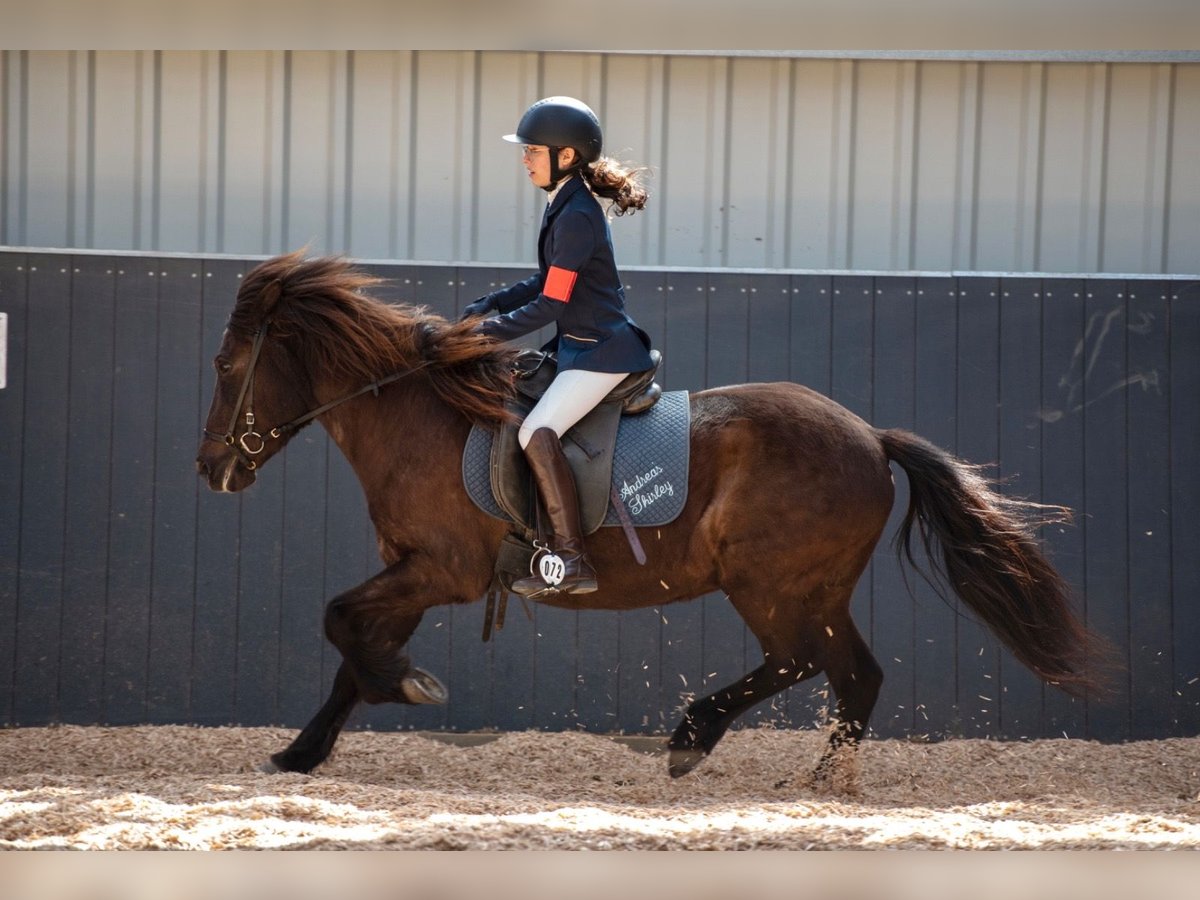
left=202, top=320, right=432, bottom=471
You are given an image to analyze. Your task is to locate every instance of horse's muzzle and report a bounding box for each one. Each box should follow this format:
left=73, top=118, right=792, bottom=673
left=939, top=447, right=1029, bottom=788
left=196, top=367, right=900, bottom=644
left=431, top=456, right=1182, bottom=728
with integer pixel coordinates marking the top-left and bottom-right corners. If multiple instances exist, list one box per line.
left=196, top=445, right=257, bottom=493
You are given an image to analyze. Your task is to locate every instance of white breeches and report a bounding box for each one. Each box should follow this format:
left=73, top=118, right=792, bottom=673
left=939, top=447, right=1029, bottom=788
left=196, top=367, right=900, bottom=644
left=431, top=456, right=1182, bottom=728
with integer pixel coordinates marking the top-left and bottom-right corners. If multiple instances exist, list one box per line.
left=518, top=368, right=629, bottom=449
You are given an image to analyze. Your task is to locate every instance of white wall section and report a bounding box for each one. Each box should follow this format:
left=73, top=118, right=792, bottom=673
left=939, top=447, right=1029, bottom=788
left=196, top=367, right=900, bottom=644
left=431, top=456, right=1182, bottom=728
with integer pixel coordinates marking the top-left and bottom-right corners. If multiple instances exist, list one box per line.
left=2, top=50, right=1195, bottom=274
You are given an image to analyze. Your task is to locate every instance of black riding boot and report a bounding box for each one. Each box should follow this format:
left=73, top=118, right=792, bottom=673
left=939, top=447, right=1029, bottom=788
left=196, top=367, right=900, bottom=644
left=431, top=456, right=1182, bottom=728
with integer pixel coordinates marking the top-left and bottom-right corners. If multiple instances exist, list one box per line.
left=511, top=427, right=598, bottom=597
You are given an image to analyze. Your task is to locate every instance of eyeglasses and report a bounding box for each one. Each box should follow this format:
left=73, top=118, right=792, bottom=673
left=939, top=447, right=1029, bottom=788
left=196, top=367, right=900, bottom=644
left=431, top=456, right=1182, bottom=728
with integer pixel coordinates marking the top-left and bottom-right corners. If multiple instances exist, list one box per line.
left=521, top=146, right=548, bottom=160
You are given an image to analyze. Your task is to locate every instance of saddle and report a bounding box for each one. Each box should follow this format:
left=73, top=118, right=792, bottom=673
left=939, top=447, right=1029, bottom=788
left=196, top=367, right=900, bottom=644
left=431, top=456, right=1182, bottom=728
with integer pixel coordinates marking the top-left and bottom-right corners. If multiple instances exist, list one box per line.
left=491, top=349, right=663, bottom=535
left=461, top=350, right=691, bottom=639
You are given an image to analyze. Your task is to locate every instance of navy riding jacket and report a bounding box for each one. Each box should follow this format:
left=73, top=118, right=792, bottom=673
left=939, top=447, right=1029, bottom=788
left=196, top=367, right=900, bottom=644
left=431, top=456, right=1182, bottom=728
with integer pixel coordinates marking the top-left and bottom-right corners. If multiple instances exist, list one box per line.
left=476, top=173, right=654, bottom=374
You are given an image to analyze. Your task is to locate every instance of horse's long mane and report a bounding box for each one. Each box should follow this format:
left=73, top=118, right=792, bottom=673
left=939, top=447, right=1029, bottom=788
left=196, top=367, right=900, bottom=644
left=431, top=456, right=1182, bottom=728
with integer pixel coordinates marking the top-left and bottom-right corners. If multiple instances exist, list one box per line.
left=229, top=250, right=516, bottom=427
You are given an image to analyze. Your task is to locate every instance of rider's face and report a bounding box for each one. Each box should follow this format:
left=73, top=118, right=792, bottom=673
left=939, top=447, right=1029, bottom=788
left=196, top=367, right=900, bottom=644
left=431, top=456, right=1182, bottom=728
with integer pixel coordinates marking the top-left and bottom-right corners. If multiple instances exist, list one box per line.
left=522, top=145, right=551, bottom=188
left=522, top=145, right=576, bottom=189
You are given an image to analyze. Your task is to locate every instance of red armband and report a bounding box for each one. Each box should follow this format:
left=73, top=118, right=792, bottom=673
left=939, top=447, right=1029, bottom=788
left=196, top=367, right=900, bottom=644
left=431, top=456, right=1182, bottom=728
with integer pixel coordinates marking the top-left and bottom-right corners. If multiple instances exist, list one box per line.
left=544, top=266, right=578, bottom=302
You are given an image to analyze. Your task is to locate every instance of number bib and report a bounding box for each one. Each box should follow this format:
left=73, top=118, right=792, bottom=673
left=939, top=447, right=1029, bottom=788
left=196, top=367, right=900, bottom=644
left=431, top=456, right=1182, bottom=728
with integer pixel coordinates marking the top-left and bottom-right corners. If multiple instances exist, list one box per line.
left=538, top=552, right=566, bottom=586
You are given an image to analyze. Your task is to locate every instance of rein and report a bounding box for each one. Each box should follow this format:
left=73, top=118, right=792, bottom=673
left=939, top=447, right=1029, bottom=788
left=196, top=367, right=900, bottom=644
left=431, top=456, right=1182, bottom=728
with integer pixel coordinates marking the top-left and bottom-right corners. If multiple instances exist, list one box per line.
left=203, top=320, right=432, bottom=471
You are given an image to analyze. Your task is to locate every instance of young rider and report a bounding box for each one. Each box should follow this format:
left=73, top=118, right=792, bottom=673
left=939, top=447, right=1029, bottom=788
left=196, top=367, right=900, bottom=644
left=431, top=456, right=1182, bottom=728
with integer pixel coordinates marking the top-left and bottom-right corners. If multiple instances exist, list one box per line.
left=463, top=96, right=654, bottom=598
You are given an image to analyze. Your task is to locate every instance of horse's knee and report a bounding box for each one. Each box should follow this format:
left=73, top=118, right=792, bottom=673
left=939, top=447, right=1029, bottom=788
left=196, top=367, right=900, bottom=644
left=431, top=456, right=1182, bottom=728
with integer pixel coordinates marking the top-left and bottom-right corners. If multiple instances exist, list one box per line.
left=323, top=595, right=357, bottom=648
left=323, top=599, right=416, bottom=704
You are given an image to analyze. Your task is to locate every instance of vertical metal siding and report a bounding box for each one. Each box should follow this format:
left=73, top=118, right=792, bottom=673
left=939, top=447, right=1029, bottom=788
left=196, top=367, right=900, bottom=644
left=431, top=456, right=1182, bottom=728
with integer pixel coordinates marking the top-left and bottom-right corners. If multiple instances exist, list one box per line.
left=2, top=51, right=1196, bottom=274
left=220, top=51, right=281, bottom=255
left=1168, top=64, right=1200, bottom=272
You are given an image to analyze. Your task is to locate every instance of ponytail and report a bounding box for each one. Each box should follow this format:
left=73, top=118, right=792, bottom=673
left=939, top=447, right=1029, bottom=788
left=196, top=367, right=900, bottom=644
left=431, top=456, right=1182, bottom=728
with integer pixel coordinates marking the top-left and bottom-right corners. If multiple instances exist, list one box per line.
left=581, top=156, right=649, bottom=216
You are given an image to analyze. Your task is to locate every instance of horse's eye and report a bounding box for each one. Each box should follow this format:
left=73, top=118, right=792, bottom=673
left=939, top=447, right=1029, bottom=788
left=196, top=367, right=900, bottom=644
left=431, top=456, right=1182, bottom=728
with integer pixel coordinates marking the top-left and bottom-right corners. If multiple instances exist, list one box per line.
left=215, top=359, right=233, bottom=376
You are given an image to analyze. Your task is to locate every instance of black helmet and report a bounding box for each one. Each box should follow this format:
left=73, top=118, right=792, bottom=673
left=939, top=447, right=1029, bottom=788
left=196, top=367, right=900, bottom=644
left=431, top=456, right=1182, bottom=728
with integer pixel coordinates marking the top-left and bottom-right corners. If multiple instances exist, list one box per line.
left=503, top=96, right=603, bottom=163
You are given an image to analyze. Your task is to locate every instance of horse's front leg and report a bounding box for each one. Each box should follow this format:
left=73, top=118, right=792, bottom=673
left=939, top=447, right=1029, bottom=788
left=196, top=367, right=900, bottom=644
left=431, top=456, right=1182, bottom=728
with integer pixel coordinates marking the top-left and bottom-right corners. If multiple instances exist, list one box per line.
left=263, top=660, right=359, bottom=774
left=322, top=557, right=447, bottom=706
left=265, top=559, right=447, bottom=775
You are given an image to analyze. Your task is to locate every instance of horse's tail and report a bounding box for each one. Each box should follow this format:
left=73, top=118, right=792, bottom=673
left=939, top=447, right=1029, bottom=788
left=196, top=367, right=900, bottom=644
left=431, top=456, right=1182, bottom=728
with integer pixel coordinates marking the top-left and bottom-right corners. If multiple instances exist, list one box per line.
left=877, top=428, right=1110, bottom=696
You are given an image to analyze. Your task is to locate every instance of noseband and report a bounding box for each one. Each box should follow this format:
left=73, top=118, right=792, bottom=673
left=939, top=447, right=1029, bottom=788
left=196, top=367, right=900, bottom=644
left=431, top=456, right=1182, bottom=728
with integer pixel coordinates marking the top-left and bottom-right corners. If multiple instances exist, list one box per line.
left=203, top=319, right=431, bottom=472
left=203, top=322, right=273, bottom=471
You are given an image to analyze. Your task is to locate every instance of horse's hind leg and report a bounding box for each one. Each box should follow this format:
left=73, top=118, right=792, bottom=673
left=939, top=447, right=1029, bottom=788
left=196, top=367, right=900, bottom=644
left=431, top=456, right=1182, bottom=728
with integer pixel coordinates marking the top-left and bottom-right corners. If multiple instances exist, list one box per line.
left=665, top=578, right=854, bottom=778
left=666, top=592, right=833, bottom=779
left=666, top=580, right=883, bottom=792
left=667, top=651, right=825, bottom=778
left=263, top=661, right=359, bottom=774
left=810, top=613, right=883, bottom=791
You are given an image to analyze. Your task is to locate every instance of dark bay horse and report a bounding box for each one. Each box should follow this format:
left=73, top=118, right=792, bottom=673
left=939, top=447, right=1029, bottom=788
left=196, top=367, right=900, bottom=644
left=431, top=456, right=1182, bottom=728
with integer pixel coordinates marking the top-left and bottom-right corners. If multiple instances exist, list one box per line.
left=196, top=252, right=1103, bottom=785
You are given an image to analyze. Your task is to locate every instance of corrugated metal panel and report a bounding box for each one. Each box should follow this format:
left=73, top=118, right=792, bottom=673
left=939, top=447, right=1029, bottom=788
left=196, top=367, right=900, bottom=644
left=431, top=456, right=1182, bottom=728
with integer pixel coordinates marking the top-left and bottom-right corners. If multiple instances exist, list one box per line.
left=2, top=50, right=1197, bottom=274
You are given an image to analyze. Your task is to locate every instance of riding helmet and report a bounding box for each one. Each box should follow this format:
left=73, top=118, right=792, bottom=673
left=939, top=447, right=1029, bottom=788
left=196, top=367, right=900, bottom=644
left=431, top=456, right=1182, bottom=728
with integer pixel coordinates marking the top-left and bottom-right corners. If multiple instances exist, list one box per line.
left=503, top=96, right=603, bottom=163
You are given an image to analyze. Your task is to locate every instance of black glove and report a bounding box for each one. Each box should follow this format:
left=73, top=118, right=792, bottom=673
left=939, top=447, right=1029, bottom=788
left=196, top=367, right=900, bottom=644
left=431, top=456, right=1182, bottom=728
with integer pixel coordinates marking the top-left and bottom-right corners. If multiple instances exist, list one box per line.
left=460, top=296, right=496, bottom=320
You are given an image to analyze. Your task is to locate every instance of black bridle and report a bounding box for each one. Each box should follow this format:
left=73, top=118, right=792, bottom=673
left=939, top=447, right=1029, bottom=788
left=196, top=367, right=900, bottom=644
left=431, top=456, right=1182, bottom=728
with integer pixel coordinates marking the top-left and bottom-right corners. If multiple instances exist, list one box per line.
left=202, top=320, right=431, bottom=471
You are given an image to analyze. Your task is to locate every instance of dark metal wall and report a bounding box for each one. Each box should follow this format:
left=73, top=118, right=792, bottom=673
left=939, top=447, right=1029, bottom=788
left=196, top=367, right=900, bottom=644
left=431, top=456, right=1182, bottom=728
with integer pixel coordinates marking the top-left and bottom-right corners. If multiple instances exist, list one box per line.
left=1, top=248, right=1197, bottom=741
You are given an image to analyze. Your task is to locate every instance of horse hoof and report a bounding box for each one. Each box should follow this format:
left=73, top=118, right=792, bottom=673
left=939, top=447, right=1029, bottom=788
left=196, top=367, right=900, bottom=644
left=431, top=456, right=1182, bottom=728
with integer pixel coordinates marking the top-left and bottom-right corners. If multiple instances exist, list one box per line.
left=667, top=748, right=706, bottom=778
left=258, top=758, right=282, bottom=775
left=809, top=751, right=862, bottom=796
left=401, top=667, right=448, bottom=705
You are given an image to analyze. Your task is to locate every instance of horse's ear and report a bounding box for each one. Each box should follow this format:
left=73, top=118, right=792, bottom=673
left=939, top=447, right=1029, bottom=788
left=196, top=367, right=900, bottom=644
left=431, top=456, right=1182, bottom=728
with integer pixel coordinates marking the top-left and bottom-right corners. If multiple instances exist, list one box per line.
left=261, top=279, right=283, bottom=315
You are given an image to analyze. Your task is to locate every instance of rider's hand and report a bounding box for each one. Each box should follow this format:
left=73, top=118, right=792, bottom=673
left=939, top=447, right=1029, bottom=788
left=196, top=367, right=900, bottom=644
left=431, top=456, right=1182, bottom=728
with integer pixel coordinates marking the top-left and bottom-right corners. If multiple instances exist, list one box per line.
left=460, top=296, right=496, bottom=320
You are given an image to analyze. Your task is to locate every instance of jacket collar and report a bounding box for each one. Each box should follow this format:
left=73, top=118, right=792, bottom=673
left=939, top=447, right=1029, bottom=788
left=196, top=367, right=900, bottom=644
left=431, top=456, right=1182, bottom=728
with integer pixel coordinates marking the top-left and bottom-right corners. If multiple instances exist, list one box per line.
left=545, top=172, right=586, bottom=219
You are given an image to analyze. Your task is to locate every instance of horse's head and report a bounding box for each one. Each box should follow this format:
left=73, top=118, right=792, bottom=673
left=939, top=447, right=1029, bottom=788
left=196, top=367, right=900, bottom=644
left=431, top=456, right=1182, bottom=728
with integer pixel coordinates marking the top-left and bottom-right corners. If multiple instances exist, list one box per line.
left=197, top=250, right=518, bottom=493
left=196, top=251, right=320, bottom=492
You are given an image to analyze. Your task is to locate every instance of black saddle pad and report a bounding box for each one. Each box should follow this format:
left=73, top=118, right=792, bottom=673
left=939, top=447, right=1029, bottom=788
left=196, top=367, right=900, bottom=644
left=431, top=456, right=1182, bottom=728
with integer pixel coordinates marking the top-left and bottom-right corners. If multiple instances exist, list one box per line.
left=462, top=390, right=690, bottom=534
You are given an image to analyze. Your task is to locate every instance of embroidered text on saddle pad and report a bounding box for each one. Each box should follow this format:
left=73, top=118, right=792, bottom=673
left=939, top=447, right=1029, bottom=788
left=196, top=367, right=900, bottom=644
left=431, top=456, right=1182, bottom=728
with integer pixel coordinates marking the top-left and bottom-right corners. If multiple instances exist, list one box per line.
left=462, top=389, right=690, bottom=531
